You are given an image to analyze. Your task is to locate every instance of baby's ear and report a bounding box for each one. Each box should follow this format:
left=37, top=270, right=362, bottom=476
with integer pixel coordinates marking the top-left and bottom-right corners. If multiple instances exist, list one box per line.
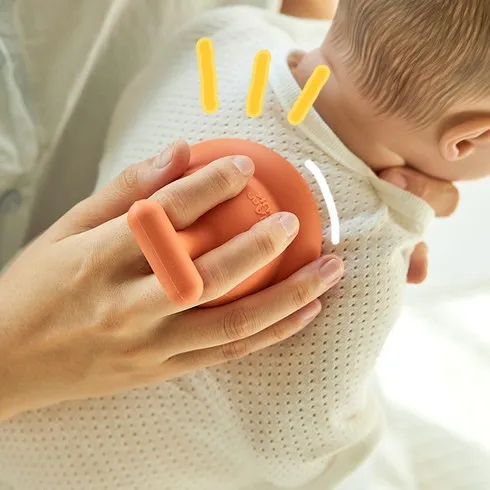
left=439, top=117, right=490, bottom=162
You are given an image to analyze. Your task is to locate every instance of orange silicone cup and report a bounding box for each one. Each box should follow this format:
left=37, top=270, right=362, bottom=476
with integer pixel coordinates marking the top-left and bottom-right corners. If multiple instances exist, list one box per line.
left=128, top=139, right=323, bottom=307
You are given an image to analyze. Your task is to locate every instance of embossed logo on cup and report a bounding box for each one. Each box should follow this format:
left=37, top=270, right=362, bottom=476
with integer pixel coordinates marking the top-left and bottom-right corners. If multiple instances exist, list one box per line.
left=247, top=191, right=272, bottom=220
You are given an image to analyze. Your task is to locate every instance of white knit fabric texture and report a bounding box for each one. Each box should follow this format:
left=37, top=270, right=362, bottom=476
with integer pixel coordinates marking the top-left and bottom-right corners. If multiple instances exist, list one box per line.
left=0, top=7, right=435, bottom=490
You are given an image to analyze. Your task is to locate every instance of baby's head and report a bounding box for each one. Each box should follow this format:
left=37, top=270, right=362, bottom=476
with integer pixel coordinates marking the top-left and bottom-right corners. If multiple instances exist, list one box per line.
left=293, top=0, right=490, bottom=181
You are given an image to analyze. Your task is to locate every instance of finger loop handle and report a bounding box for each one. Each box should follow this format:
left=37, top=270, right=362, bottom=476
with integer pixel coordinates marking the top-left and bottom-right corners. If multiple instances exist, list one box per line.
left=128, top=200, right=204, bottom=305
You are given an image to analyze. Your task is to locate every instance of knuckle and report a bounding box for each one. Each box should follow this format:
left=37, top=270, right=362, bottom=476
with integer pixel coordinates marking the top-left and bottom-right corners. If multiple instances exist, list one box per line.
left=203, top=163, right=241, bottom=201
left=289, top=282, right=314, bottom=309
left=253, top=229, right=279, bottom=258
left=118, top=346, right=144, bottom=366
left=161, top=189, right=192, bottom=225
left=90, top=286, right=128, bottom=334
left=220, top=340, right=250, bottom=361
left=207, top=166, right=237, bottom=197
left=62, top=198, right=100, bottom=233
left=270, top=322, right=290, bottom=343
left=121, top=342, right=158, bottom=365
left=200, top=260, right=228, bottom=300
left=221, top=308, right=257, bottom=342
left=66, top=200, right=87, bottom=221
left=116, top=165, right=139, bottom=195
left=71, top=242, right=104, bottom=286
left=98, top=302, right=123, bottom=333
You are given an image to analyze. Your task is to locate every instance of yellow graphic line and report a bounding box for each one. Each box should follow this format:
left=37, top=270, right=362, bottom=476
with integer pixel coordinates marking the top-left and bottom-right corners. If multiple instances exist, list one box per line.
left=196, top=38, right=219, bottom=114
left=288, top=65, right=330, bottom=126
left=246, top=50, right=271, bottom=118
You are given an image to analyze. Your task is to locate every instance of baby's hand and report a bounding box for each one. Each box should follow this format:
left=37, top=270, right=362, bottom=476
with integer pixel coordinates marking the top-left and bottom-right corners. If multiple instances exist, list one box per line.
left=380, top=167, right=459, bottom=283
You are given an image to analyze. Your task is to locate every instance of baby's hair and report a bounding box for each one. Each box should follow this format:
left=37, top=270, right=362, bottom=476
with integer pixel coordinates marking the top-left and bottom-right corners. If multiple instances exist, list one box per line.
left=330, top=0, right=490, bottom=127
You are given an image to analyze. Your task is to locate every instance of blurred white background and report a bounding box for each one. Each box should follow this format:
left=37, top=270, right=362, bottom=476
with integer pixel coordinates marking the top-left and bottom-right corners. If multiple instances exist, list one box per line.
left=376, top=178, right=490, bottom=488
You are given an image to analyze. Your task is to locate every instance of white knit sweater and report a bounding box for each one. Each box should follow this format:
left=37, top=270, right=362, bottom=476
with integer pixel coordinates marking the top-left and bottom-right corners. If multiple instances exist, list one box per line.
left=0, top=7, right=434, bottom=490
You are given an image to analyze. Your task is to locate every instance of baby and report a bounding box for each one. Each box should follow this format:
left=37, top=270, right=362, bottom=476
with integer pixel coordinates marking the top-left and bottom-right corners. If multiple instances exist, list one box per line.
left=2, top=1, right=488, bottom=489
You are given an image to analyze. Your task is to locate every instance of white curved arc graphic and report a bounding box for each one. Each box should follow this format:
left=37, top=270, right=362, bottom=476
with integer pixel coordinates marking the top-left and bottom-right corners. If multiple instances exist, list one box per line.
left=304, top=159, right=340, bottom=245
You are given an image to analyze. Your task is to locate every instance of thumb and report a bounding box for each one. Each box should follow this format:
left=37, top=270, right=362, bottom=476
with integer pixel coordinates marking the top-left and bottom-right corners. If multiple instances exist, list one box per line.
left=53, top=140, right=190, bottom=238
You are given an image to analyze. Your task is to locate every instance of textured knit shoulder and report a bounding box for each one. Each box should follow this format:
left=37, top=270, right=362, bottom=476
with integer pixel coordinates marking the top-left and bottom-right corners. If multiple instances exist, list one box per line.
left=0, top=7, right=430, bottom=490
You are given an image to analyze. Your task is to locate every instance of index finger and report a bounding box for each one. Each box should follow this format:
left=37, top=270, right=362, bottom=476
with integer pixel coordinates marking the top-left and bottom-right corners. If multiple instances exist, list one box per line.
left=380, top=167, right=459, bottom=217
left=94, top=155, right=255, bottom=266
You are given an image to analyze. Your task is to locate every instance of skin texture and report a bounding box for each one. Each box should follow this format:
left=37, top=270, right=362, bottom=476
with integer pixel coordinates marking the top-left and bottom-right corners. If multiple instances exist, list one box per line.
left=0, top=141, right=345, bottom=421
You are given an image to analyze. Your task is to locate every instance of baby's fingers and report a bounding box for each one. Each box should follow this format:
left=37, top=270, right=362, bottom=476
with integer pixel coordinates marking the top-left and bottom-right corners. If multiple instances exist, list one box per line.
left=407, top=242, right=428, bottom=284
left=380, top=167, right=459, bottom=217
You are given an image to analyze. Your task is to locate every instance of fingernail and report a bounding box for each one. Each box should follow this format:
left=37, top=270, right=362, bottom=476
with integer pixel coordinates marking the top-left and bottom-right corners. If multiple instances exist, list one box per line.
left=383, top=171, right=407, bottom=190
left=232, top=156, right=254, bottom=176
left=154, top=142, right=176, bottom=169
left=279, top=213, right=299, bottom=238
left=301, top=301, right=321, bottom=323
left=319, top=257, right=343, bottom=285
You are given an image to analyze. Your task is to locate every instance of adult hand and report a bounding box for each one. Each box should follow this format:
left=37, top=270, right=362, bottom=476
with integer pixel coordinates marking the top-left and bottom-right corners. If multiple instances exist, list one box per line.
left=379, top=167, right=459, bottom=284
left=0, top=141, right=344, bottom=421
